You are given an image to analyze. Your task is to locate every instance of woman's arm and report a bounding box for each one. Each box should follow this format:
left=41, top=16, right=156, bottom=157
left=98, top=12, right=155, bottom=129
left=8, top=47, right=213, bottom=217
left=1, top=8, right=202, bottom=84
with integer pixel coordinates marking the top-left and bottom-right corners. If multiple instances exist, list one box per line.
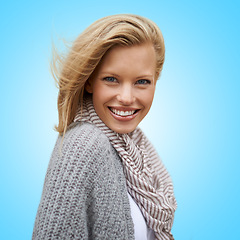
left=32, top=123, right=134, bottom=240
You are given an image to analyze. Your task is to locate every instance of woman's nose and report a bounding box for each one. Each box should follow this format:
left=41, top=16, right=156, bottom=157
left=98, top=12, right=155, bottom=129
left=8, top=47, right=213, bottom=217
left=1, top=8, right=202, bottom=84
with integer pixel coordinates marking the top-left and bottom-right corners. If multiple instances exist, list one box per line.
left=116, top=85, right=135, bottom=105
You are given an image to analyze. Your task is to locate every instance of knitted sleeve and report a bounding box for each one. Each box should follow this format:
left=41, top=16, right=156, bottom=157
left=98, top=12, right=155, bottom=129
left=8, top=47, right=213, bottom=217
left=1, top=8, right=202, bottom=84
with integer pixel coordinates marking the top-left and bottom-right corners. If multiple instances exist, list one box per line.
left=32, top=122, right=134, bottom=240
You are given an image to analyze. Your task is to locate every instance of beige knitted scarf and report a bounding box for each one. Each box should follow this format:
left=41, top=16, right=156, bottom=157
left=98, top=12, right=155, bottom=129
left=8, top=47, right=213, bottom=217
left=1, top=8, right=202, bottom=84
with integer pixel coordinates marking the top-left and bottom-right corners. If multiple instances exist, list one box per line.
left=74, top=96, right=177, bottom=240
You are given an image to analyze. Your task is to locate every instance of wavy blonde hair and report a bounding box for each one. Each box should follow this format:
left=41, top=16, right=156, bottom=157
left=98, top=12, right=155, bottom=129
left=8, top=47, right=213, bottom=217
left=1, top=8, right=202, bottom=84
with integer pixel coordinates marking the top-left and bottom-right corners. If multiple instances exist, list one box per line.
left=52, top=14, right=165, bottom=135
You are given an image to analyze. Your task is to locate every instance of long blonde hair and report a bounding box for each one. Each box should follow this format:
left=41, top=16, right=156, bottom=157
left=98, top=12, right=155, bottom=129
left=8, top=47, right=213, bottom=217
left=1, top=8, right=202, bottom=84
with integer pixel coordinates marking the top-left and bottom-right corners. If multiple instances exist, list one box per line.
left=52, top=14, right=165, bottom=135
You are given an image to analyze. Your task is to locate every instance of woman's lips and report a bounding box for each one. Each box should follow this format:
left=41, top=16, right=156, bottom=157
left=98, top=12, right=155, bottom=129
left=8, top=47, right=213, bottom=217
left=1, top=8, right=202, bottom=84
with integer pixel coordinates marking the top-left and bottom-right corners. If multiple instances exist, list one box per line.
left=108, top=107, right=140, bottom=121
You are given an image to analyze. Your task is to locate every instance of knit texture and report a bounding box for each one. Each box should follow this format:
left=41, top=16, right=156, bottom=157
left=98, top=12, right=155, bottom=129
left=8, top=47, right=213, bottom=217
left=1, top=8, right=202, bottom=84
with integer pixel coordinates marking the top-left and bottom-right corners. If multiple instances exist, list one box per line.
left=74, top=96, right=177, bottom=240
left=32, top=122, right=134, bottom=240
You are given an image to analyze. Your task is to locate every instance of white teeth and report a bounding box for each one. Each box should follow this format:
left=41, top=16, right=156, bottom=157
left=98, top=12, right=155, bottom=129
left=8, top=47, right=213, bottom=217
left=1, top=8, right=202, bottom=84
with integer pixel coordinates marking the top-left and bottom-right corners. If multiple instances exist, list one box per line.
left=110, top=108, right=135, bottom=116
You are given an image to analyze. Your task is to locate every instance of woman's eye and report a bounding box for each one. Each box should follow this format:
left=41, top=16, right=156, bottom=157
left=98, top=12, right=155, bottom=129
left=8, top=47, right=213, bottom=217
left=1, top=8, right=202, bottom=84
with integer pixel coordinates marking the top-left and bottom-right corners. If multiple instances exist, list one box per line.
left=103, top=77, right=117, bottom=82
left=136, top=79, right=151, bottom=85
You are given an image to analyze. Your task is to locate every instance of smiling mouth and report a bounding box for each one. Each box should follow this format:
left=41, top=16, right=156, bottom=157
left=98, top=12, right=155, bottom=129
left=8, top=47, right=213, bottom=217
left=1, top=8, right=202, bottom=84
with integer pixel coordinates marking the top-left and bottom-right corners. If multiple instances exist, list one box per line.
left=109, top=107, right=139, bottom=117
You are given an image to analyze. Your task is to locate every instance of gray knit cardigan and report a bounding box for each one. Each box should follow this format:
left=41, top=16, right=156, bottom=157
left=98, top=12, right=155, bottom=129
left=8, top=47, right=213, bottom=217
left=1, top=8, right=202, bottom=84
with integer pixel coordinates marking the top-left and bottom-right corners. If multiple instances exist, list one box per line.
left=32, top=122, right=135, bottom=240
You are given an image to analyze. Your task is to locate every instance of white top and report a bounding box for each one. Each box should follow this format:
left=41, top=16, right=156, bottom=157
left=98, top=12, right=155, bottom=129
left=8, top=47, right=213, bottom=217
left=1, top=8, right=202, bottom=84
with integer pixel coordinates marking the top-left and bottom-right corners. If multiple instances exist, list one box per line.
left=127, top=193, right=155, bottom=240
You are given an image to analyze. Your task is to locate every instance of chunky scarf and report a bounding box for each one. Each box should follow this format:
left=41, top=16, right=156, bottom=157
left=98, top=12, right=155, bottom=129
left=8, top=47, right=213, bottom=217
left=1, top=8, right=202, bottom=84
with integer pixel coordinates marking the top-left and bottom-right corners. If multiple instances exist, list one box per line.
left=74, top=97, right=177, bottom=240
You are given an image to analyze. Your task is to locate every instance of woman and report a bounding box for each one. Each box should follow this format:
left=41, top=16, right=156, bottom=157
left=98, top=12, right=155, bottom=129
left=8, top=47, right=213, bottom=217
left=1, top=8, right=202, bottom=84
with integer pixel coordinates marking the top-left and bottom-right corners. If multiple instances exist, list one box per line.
left=32, top=14, right=177, bottom=240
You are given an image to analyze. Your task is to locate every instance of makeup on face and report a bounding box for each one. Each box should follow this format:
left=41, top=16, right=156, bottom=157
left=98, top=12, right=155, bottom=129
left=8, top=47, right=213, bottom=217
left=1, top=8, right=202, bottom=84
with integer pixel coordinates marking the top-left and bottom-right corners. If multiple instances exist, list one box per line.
left=86, top=44, right=157, bottom=134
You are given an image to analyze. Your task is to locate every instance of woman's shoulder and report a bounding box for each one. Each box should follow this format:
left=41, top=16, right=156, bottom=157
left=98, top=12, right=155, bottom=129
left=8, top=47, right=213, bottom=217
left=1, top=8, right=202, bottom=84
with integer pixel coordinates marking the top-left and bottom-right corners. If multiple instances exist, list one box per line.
left=65, top=121, right=109, bottom=144
left=33, top=122, right=134, bottom=240
left=56, top=122, right=111, bottom=154
left=48, top=122, right=113, bottom=176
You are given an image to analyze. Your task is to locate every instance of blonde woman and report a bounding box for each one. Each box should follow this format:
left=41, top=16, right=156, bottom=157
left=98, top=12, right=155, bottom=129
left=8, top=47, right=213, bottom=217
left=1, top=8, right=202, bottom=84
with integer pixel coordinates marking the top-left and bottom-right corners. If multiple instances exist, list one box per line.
left=32, top=14, right=177, bottom=240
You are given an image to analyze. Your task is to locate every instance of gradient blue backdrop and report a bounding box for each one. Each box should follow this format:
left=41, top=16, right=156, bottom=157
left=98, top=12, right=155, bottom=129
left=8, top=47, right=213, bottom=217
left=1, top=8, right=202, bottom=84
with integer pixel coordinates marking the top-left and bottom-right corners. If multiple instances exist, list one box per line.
left=1, top=1, right=239, bottom=239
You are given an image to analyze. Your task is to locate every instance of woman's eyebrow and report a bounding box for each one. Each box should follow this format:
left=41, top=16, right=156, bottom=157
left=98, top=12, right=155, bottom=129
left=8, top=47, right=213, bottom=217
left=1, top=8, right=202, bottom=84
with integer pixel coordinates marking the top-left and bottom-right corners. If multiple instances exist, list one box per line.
left=100, top=72, right=120, bottom=77
left=136, top=74, right=154, bottom=79
left=100, top=72, right=154, bottom=79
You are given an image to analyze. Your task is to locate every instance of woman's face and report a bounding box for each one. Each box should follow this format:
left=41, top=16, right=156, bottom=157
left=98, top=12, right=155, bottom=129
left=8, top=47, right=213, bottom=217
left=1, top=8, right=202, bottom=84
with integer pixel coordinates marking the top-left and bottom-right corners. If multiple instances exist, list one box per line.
left=86, top=44, right=157, bottom=134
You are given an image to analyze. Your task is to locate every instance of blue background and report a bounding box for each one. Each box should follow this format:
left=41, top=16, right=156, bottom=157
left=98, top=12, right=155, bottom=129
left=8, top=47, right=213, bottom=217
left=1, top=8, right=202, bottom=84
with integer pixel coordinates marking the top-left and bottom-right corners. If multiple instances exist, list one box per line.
left=1, top=1, right=239, bottom=239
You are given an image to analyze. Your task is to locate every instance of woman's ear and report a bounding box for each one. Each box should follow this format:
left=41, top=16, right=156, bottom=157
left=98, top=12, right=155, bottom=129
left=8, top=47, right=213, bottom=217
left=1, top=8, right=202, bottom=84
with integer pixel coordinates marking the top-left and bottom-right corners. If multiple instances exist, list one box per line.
left=85, top=79, right=93, bottom=93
